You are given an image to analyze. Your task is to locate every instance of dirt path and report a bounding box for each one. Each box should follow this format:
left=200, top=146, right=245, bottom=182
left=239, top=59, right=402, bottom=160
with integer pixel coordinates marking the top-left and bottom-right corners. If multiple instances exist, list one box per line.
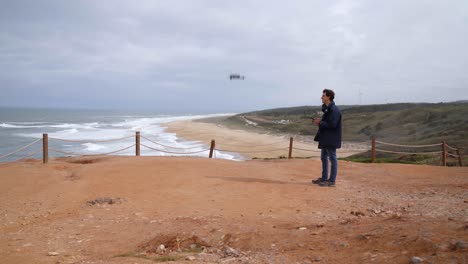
left=1, top=156, right=467, bottom=263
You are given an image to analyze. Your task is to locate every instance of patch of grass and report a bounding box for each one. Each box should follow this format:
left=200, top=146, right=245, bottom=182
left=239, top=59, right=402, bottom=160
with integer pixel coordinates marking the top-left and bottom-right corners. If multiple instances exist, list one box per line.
left=339, top=157, right=372, bottom=163
left=113, top=252, right=151, bottom=260
left=221, top=103, right=468, bottom=150
left=114, top=252, right=181, bottom=262
left=341, top=154, right=442, bottom=165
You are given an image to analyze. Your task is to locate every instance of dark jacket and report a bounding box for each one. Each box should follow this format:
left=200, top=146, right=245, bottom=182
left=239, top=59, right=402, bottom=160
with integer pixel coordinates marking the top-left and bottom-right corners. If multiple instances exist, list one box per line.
left=314, top=102, right=342, bottom=149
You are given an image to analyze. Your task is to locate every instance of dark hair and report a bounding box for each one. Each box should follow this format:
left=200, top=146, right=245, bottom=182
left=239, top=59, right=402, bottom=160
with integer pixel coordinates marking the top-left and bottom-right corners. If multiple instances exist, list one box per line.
left=323, top=89, right=335, bottom=101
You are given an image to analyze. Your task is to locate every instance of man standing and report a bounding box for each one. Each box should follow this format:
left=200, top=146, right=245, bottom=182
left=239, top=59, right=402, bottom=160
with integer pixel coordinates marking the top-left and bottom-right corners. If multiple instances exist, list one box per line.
left=312, top=89, right=342, bottom=187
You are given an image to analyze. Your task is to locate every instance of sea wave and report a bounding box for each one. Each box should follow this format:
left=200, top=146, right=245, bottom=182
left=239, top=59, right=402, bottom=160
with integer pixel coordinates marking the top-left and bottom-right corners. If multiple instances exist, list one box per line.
left=1, top=113, right=240, bottom=160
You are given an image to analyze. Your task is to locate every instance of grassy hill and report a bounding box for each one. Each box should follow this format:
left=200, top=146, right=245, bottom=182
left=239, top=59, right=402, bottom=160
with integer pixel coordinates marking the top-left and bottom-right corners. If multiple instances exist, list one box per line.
left=214, top=102, right=468, bottom=165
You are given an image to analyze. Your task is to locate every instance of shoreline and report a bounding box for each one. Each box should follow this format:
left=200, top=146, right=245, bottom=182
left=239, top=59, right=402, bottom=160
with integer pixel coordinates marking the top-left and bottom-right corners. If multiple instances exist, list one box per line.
left=164, top=117, right=366, bottom=159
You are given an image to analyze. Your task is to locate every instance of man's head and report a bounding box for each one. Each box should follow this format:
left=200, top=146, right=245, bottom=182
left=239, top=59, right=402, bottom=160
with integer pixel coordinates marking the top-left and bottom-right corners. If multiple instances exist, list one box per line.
left=321, top=89, right=335, bottom=105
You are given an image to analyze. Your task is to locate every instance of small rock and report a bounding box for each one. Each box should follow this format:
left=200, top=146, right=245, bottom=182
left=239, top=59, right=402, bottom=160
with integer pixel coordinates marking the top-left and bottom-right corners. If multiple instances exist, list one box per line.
left=87, top=197, right=124, bottom=206
left=410, top=256, right=423, bottom=263
left=222, top=246, right=240, bottom=257
left=186, top=256, right=196, bottom=261
left=298, top=227, right=307, bottom=230
left=157, top=244, right=165, bottom=253
left=315, top=256, right=322, bottom=262
left=351, top=211, right=365, bottom=217
left=454, top=240, right=468, bottom=250
left=47, top=252, right=59, bottom=256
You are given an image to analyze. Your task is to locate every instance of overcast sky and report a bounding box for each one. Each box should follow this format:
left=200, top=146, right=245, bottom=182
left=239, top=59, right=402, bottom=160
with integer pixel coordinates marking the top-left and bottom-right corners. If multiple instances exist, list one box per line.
left=1, top=0, right=467, bottom=112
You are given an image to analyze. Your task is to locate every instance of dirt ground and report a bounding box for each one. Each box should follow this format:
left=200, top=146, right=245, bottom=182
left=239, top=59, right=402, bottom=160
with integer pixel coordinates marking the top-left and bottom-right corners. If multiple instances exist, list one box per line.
left=1, top=156, right=467, bottom=264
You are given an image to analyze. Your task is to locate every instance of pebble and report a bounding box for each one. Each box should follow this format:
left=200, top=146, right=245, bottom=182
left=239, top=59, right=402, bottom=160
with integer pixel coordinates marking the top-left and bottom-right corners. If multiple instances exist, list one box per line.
left=186, top=256, right=196, bottom=261
left=47, top=252, right=59, bottom=256
left=410, top=256, right=423, bottom=263
left=157, top=244, right=165, bottom=253
left=222, top=246, right=240, bottom=257
left=454, top=240, right=468, bottom=250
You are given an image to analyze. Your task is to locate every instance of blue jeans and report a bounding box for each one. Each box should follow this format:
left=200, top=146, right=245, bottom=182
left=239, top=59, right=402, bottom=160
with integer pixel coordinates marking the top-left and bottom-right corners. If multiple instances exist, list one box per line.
left=321, top=148, right=337, bottom=183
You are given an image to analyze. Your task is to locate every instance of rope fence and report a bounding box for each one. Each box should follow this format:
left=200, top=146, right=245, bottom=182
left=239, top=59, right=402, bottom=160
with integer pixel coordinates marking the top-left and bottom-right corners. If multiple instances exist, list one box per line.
left=49, top=144, right=136, bottom=157
left=48, top=135, right=134, bottom=143
left=217, top=140, right=288, bottom=147
left=372, top=137, right=464, bottom=166
left=140, top=143, right=209, bottom=155
left=0, top=132, right=465, bottom=166
left=140, top=135, right=204, bottom=150
left=0, top=139, right=42, bottom=166
left=215, top=147, right=288, bottom=154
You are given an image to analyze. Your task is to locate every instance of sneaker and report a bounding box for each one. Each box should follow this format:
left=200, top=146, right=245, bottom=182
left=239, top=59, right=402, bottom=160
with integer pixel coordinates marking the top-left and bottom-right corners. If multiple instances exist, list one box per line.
left=312, top=178, right=328, bottom=184
left=318, top=180, right=328, bottom=187
left=319, top=181, right=336, bottom=187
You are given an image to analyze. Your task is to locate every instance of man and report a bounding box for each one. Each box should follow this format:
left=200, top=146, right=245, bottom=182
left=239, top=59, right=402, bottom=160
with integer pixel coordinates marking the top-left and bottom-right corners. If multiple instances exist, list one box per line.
left=312, top=89, right=342, bottom=187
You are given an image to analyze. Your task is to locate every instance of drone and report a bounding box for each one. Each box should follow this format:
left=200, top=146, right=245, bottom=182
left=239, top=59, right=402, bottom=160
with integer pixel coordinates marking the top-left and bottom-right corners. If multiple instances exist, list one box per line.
left=229, top=74, right=245, bottom=80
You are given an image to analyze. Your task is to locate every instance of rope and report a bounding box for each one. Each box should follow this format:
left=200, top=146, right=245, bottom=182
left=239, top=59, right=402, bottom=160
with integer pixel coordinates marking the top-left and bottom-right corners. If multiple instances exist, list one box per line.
left=140, top=136, right=203, bottom=150
left=292, top=147, right=321, bottom=152
left=0, top=149, right=42, bottom=166
left=49, top=135, right=134, bottom=143
left=375, top=148, right=442, bottom=155
left=445, top=144, right=460, bottom=151
left=215, top=148, right=288, bottom=154
left=217, top=140, right=288, bottom=147
left=49, top=144, right=135, bottom=156
left=0, top=139, right=42, bottom=159
left=140, top=143, right=209, bottom=155
left=375, top=141, right=442, bottom=148
left=337, top=150, right=368, bottom=153
left=447, top=152, right=460, bottom=158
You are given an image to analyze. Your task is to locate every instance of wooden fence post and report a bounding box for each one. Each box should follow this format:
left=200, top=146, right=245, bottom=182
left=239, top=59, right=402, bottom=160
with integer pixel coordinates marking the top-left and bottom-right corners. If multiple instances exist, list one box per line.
left=371, top=137, right=376, bottom=163
left=43, top=133, right=48, bottom=164
left=209, top=140, right=215, bottom=158
left=136, top=131, right=140, bottom=156
left=288, top=137, right=293, bottom=159
left=441, top=141, right=446, bottom=166
left=457, top=148, right=463, bottom=167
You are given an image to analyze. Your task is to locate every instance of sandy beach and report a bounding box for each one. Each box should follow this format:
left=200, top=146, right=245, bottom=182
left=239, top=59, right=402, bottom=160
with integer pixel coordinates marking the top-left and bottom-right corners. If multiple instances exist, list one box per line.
left=164, top=118, right=367, bottom=159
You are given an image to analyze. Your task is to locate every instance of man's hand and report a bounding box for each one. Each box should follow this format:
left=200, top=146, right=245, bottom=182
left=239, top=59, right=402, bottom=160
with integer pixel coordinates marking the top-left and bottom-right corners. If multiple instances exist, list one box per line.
left=312, top=117, right=321, bottom=125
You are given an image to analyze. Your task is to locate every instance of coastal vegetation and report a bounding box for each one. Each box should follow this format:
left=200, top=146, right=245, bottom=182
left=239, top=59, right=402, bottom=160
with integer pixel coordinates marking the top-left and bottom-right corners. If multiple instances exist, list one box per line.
left=205, top=102, right=468, bottom=165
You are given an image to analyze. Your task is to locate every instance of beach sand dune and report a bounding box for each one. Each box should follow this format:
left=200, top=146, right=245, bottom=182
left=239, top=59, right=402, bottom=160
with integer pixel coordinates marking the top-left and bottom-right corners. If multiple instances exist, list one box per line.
left=1, top=156, right=467, bottom=263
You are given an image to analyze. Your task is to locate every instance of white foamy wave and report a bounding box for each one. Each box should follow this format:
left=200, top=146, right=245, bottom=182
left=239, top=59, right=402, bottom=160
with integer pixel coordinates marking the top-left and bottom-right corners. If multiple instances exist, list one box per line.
left=7, top=113, right=242, bottom=160
left=50, top=123, right=100, bottom=129
left=1, top=123, right=26, bottom=128
left=1, top=122, right=101, bottom=129
left=82, top=143, right=106, bottom=152
left=0, top=123, right=47, bottom=128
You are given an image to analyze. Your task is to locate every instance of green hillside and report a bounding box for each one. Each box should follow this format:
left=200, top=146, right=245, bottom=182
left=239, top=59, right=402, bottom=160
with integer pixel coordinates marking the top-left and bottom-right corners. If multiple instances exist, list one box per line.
left=215, top=102, right=468, bottom=165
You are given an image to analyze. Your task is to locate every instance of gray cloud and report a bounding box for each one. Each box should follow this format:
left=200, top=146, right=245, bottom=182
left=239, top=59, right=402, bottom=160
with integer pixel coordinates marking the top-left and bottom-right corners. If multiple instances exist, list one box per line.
left=1, top=0, right=467, bottom=112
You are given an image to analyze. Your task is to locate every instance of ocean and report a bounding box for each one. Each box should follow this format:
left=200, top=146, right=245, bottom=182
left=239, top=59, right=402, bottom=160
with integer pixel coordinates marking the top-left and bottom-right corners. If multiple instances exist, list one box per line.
left=0, top=108, right=240, bottom=162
